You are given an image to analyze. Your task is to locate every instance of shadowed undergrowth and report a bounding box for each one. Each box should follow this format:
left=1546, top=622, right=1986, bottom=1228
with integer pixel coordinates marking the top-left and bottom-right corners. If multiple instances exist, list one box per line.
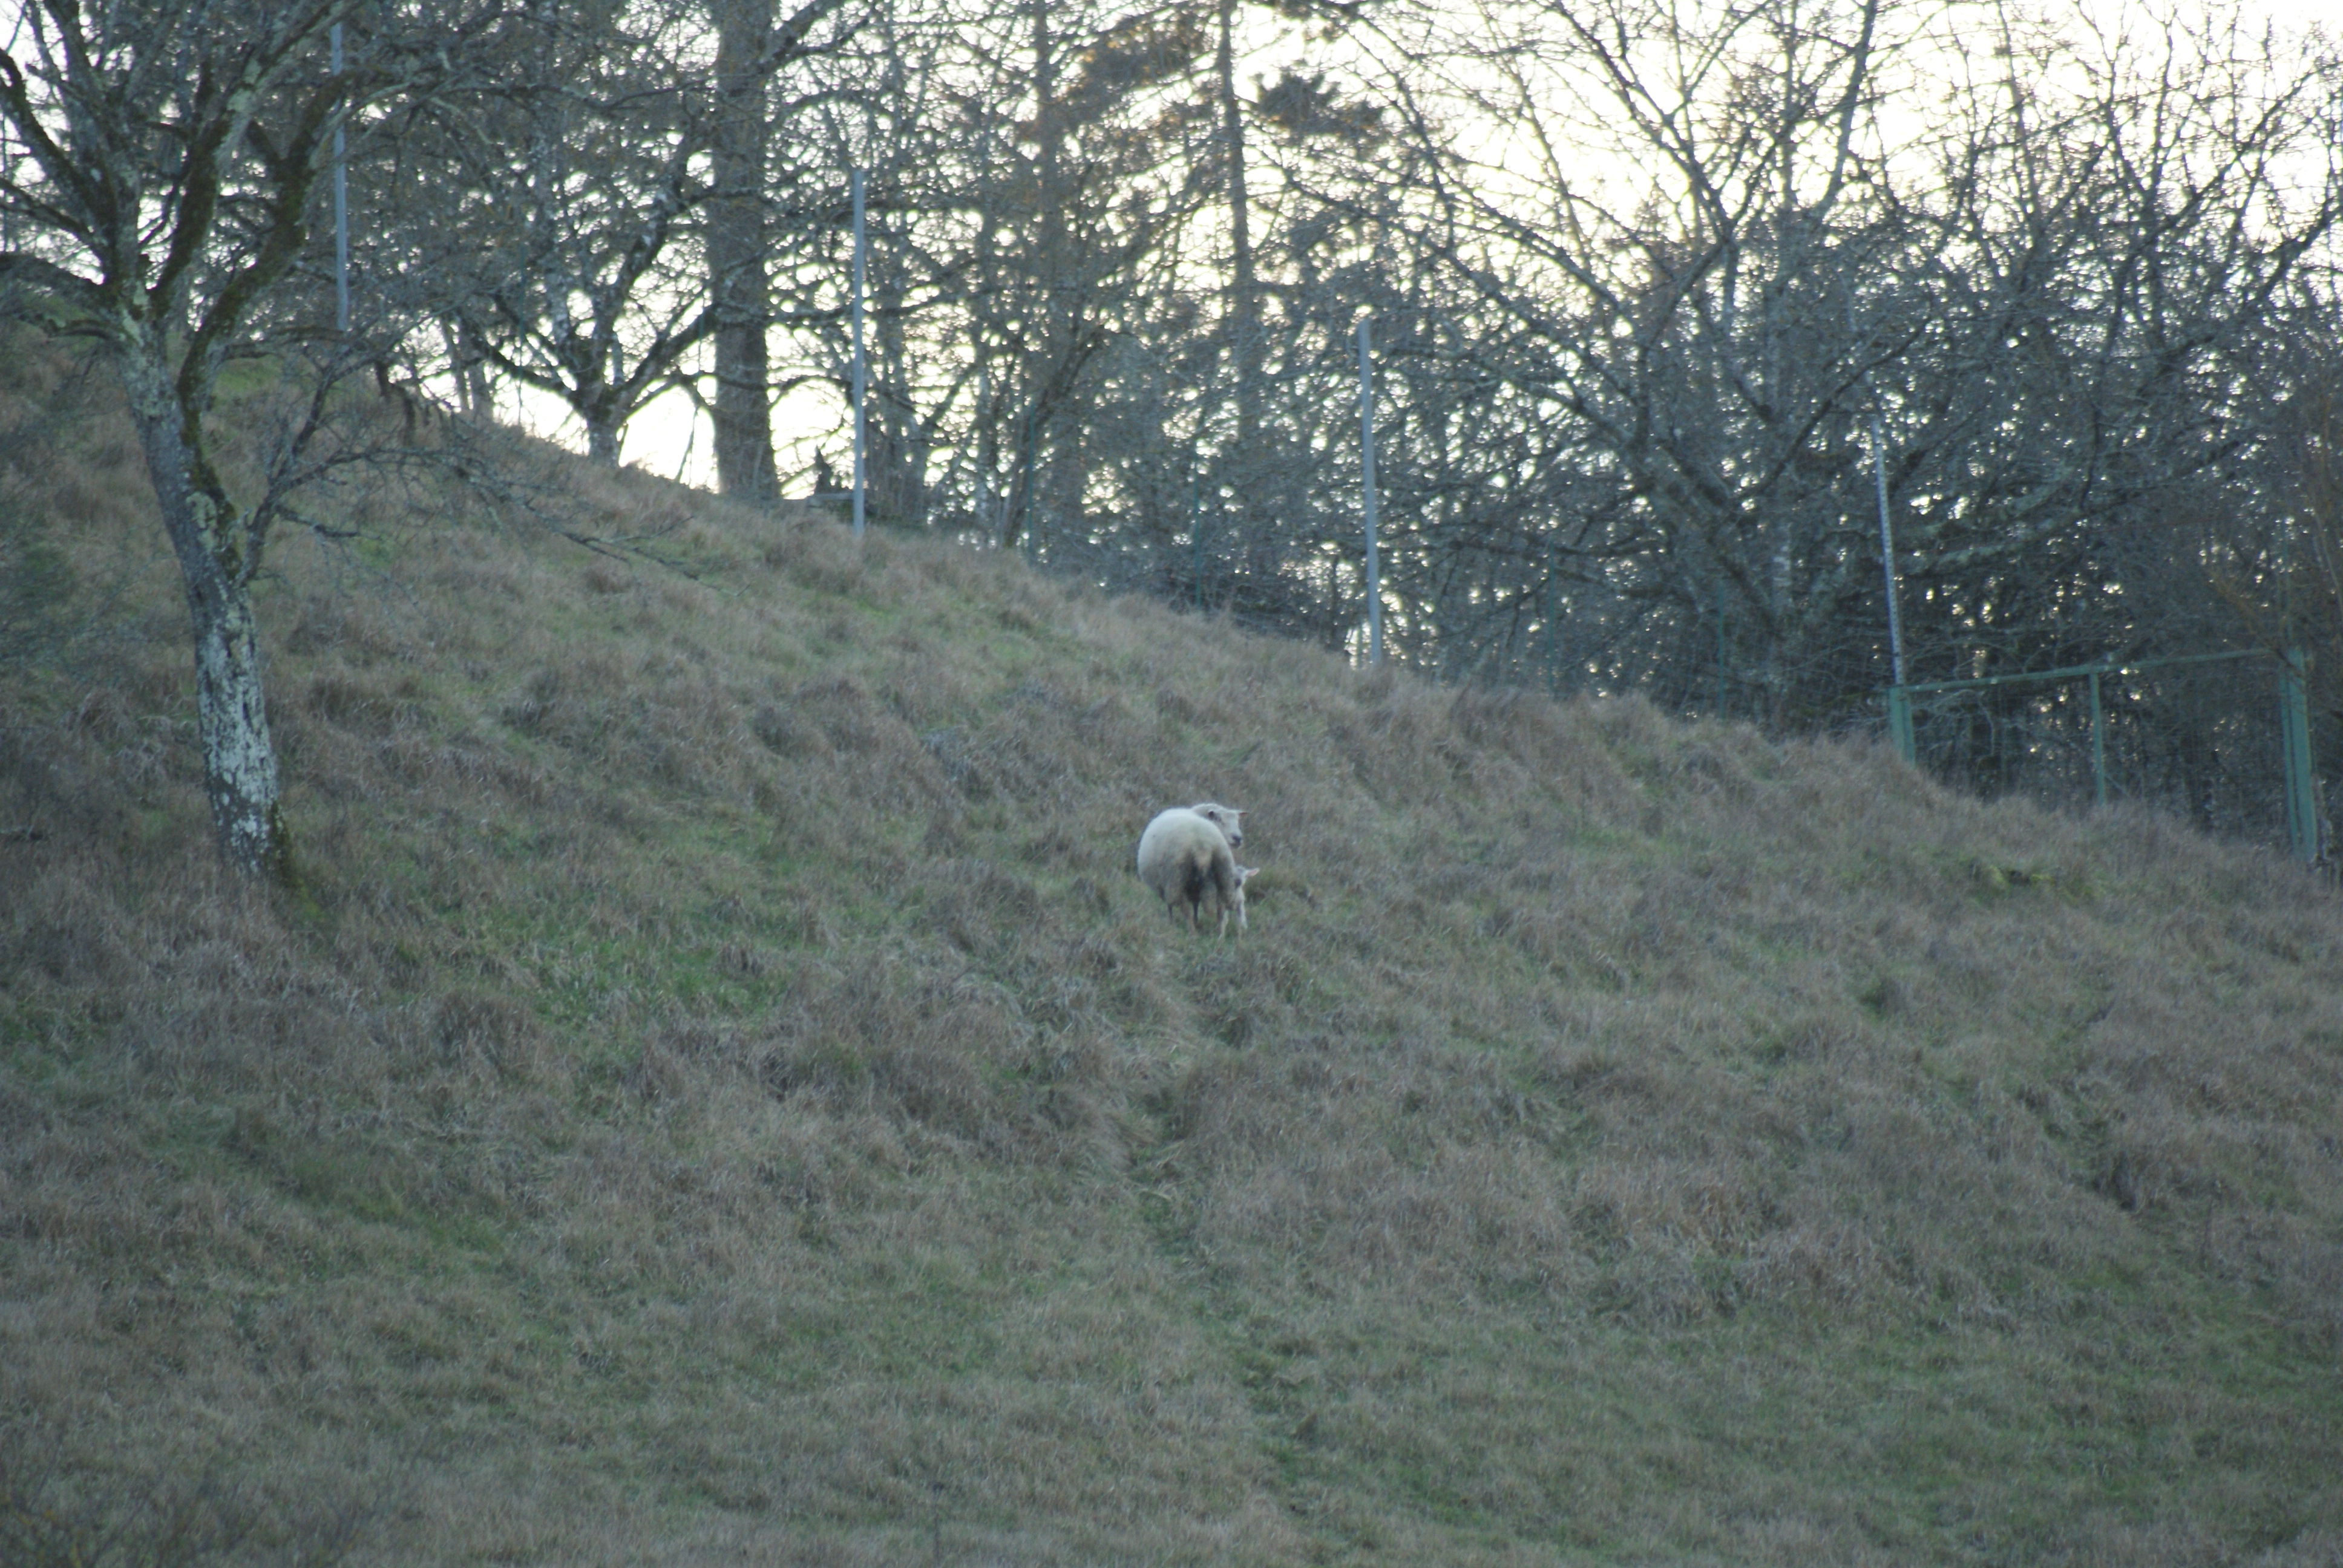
left=2, top=342, right=2341, bottom=1565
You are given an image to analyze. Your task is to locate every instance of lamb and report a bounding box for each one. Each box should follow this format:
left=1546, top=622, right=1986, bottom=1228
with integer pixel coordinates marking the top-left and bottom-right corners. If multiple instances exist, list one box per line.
left=1137, top=804, right=1255, bottom=936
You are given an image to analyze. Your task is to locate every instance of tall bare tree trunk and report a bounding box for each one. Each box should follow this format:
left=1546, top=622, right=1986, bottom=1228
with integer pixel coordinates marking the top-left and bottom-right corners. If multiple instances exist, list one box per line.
left=1003, top=0, right=1064, bottom=554
left=1217, top=0, right=1259, bottom=455
left=710, top=0, right=777, bottom=501
left=871, top=296, right=933, bottom=527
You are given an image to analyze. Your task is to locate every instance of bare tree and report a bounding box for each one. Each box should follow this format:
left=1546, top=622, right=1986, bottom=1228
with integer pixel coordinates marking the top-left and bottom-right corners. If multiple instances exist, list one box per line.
left=822, top=0, right=1213, bottom=550
left=0, top=0, right=487, bottom=880
left=1352, top=0, right=2340, bottom=718
left=708, top=0, right=778, bottom=500
left=405, top=0, right=848, bottom=469
left=2215, top=330, right=2343, bottom=724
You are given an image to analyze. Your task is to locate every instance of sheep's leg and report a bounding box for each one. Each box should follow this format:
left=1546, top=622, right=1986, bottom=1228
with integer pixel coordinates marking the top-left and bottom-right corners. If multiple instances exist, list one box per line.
left=1179, top=860, right=1207, bottom=929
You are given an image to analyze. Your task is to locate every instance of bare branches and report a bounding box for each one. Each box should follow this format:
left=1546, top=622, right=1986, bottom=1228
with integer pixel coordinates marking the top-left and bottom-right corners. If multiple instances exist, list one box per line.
left=1343, top=0, right=2342, bottom=713
left=374, top=0, right=859, bottom=466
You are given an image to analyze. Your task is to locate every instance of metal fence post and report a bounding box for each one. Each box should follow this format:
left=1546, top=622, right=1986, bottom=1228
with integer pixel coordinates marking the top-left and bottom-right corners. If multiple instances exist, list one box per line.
left=1543, top=539, right=1557, bottom=693
left=1887, top=684, right=1914, bottom=763
left=850, top=168, right=867, bottom=540
left=2088, top=669, right=2107, bottom=808
left=1715, top=587, right=1728, bottom=717
left=1357, top=316, right=1381, bottom=665
left=2280, top=648, right=2318, bottom=862
left=1190, top=466, right=1203, bottom=612
left=332, top=24, right=348, bottom=336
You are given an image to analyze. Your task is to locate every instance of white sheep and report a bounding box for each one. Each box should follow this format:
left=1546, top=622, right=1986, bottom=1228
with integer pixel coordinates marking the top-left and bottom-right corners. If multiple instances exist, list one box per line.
left=1137, top=804, right=1254, bottom=936
left=1187, top=800, right=1244, bottom=851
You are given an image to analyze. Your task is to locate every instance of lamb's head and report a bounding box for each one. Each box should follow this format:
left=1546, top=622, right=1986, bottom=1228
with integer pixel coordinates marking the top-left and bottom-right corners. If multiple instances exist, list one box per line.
left=1189, top=802, right=1244, bottom=850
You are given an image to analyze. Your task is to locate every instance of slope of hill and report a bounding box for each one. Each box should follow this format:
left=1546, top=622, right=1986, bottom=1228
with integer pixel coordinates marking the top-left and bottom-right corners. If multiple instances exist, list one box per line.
left=4, top=350, right=2341, bottom=1566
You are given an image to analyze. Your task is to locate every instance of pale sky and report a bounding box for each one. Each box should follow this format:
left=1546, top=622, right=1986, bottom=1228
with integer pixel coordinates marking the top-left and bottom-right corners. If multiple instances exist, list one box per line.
left=535, top=0, right=2324, bottom=498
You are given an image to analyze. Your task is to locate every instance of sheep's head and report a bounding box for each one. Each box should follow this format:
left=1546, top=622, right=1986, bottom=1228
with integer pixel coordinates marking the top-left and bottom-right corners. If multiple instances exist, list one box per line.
left=1190, top=802, right=1244, bottom=849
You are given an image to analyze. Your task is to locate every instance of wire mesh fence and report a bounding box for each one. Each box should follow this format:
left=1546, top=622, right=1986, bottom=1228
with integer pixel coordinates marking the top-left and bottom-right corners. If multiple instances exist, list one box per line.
left=1887, top=649, right=2321, bottom=861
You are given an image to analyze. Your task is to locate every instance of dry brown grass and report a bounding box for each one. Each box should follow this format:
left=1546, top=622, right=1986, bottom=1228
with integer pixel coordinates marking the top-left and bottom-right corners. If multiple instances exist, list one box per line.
left=2, top=332, right=2341, bottom=1564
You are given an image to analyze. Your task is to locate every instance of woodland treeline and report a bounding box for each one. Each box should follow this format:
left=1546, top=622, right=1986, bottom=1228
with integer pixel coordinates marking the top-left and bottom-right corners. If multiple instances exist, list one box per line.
left=3, top=0, right=2341, bottom=874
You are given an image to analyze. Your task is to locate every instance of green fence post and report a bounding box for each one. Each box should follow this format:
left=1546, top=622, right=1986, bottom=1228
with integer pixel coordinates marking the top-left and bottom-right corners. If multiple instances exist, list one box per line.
left=1887, top=685, right=1914, bottom=765
left=2088, top=669, right=2107, bottom=808
left=1544, top=540, right=1558, bottom=694
left=1715, top=587, right=1728, bottom=718
left=2279, top=648, right=2318, bottom=863
left=1190, top=468, right=1203, bottom=613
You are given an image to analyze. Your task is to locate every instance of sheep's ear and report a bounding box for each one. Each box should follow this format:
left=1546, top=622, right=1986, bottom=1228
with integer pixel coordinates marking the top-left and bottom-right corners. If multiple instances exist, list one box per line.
left=1236, top=864, right=1258, bottom=883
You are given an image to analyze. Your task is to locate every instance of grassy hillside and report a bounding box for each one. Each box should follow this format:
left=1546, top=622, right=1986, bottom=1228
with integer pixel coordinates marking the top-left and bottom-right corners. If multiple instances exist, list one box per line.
left=4, top=347, right=2342, bottom=1566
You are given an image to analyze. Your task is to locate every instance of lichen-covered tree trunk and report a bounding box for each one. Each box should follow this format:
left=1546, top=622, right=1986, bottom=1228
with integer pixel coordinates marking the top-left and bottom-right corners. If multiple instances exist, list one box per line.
left=120, top=348, right=292, bottom=884
left=184, top=558, right=290, bottom=881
